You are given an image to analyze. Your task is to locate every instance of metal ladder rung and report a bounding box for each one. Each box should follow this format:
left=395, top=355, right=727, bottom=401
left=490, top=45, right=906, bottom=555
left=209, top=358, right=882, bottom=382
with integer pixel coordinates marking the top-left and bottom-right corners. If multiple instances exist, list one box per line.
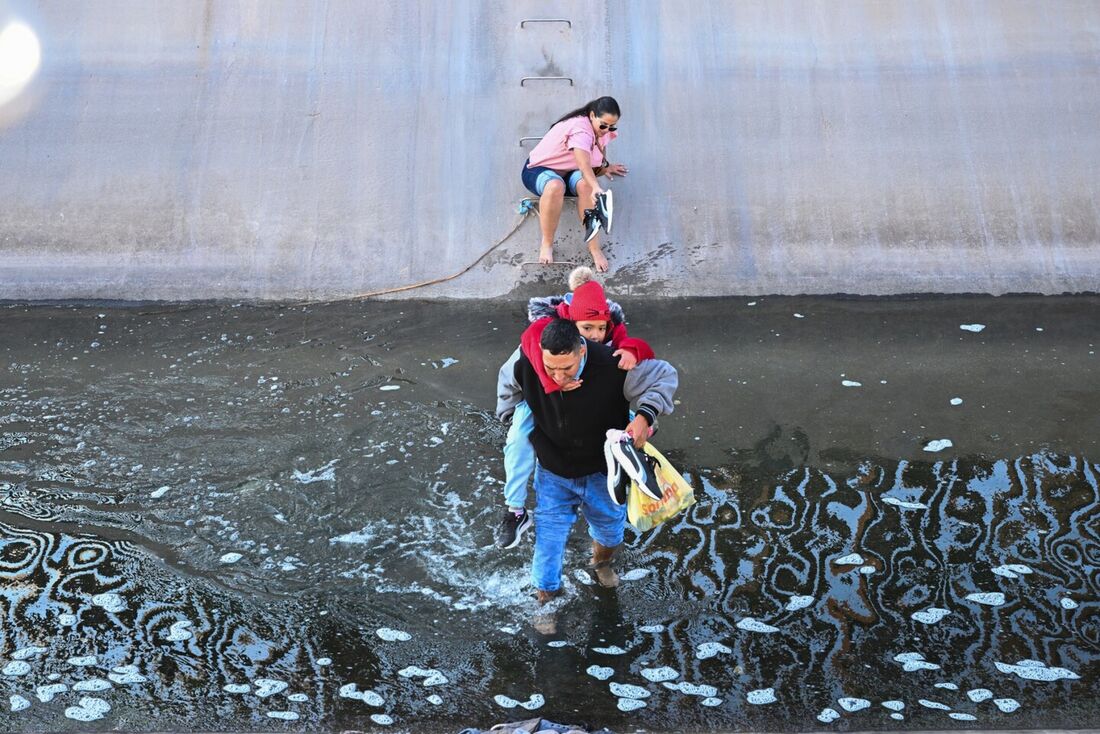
left=519, top=18, right=571, bottom=28
left=521, top=76, right=573, bottom=87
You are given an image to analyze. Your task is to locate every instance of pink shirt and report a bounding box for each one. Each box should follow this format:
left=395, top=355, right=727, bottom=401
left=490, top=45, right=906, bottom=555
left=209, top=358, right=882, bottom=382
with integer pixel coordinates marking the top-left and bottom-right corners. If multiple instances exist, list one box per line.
left=527, top=116, right=618, bottom=172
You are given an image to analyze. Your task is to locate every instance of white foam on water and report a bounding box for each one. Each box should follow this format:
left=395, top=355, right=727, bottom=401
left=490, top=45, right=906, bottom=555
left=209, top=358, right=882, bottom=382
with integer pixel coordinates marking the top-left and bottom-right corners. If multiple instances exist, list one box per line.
left=547, top=641, right=568, bottom=648
left=994, top=660, right=1079, bottom=681
left=2, top=661, right=31, bottom=677
left=73, top=678, right=112, bottom=692
left=701, top=697, right=723, bottom=707
left=638, top=624, right=665, bottom=633
left=794, top=313, right=805, bottom=318
left=64, top=696, right=110, bottom=722
left=427, top=695, right=443, bottom=705
left=737, top=617, right=779, bottom=633
left=150, top=486, right=170, bottom=498
left=379, top=385, right=401, bottom=391
left=967, top=688, right=993, bottom=702
left=881, top=700, right=905, bottom=711
left=288, top=693, right=308, bottom=702
left=68, top=655, right=98, bottom=667
left=919, top=699, right=951, bottom=710
left=1060, top=597, right=1079, bottom=609
left=991, top=564, right=1032, bottom=579
left=695, top=642, right=732, bottom=659
left=960, top=324, right=986, bottom=332
left=620, top=568, right=652, bottom=581
left=294, top=459, right=338, bottom=484
left=370, top=713, right=394, bottom=725
left=950, top=398, right=963, bottom=406
left=254, top=679, right=288, bottom=698
left=841, top=380, right=862, bottom=387
left=586, top=666, right=614, bottom=681
left=663, top=682, right=718, bottom=698
left=108, top=665, right=147, bottom=685
left=747, top=688, right=777, bottom=705
left=219, top=552, right=243, bottom=564
left=994, top=698, right=1020, bottom=713
left=641, top=666, right=679, bottom=683
left=36, top=684, right=67, bottom=702
left=91, top=592, right=126, bottom=612
left=891, top=713, right=905, bottom=720
left=817, top=707, right=840, bottom=723
left=838, top=697, right=870, bottom=712
left=882, top=496, right=929, bottom=510
left=894, top=652, right=941, bottom=672
left=493, top=694, right=519, bottom=708
left=785, top=595, right=814, bottom=611
left=923, top=439, right=953, bottom=452
left=398, top=666, right=448, bottom=686
left=967, top=592, right=1006, bottom=606
left=330, top=529, right=375, bottom=545
left=223, top=684, right=250, bottom=694
left=12, top=646, right=47, bottom=660
left=911, top=608, right=950, bottom=625
left=267, top=711, right=299, bottom=721
left=835, top=553, right=864, bottom=565
left=592, top=645, right=628, bottom=655
left=617, top=698, right=646, bottom=712
left=934, top=682, right=958, bottom=690
left=950, top=712, right=977, bottom=721
left=10, top=694, right=30, bottom=712
left=610, top=682, right=650, bottom=699
left=376, top=627, right=412, bottom=642
left=164, top=620, right=193, bottom=641
left=519, top=694, right=545, bottom=710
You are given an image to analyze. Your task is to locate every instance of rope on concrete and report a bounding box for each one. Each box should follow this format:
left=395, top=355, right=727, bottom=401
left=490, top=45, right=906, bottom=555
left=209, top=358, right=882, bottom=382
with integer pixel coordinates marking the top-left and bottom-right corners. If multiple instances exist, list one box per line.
left=299, top=210, right=532, bottom=304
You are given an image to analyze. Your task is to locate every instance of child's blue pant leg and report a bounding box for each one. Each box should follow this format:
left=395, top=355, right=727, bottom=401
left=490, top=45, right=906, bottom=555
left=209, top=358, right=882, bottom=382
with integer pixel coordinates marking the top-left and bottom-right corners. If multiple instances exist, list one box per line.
left=502, top=401, right=535, bottom=508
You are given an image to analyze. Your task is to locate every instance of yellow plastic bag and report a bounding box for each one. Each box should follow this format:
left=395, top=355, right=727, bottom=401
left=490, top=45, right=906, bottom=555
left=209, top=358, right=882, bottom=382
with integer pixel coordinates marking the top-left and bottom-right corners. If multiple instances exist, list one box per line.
left=626, top=442, right=696, bottom=532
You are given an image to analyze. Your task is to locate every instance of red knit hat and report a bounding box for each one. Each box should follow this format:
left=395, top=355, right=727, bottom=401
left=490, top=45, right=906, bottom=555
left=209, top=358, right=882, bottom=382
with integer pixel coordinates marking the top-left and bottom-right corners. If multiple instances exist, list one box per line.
left=569, top=281, right=611, bottom=322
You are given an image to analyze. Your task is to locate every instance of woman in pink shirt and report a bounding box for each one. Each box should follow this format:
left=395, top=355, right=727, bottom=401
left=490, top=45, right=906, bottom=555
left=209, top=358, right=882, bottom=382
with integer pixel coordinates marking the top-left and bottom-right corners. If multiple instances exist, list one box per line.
left=522, top=96, right=629, bottom=272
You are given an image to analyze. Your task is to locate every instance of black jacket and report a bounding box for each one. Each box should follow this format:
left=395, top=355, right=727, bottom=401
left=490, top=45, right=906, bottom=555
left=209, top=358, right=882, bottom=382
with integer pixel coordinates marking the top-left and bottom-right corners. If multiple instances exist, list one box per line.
left=515, top=340, right=630, bottom=478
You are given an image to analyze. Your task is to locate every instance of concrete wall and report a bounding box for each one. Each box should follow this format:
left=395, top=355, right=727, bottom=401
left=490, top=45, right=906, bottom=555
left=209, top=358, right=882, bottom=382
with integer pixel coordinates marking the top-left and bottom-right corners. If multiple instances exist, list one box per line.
left=1, top=0, right=1098, bottom=300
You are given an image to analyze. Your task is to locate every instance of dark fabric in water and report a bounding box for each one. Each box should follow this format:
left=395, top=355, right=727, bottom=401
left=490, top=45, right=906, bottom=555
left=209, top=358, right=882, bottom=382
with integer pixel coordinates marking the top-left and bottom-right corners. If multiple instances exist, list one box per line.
left=457, top=718, right=615, bottom=733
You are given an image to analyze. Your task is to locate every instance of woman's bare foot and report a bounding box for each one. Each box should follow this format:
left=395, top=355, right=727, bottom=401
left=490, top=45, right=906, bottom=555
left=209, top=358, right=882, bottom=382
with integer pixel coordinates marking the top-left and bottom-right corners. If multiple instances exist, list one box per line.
left=588, top=243, right=609, bottom=272
left=539, top=243, right=554, bottom=264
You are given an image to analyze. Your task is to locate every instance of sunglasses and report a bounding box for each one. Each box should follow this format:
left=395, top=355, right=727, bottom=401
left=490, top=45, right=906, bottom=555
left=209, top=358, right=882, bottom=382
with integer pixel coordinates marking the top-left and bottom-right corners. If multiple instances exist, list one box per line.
left=597, top=122, right=618, bottom=132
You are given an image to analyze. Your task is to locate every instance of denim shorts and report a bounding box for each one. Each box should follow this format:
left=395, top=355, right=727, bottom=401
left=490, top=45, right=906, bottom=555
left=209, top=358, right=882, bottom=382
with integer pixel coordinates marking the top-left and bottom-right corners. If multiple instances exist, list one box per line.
left=531, top=464, right=626, bottom=592
left=522, top=159, right=582, bottom=196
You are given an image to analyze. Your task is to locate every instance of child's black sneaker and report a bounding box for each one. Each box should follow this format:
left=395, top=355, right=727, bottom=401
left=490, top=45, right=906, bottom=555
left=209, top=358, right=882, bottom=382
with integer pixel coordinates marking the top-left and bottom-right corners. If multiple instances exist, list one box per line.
left=495, top=508, right=532, bottom=549
left=595, top=189, right=613, bottom=233
left=583, top=208, right=602, bottom=243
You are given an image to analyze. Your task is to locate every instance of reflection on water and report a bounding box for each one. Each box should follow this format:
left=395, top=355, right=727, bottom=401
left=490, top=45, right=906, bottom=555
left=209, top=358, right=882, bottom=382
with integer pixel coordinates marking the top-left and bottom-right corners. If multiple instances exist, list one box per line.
left=0, top=301, right=1096, bottom=731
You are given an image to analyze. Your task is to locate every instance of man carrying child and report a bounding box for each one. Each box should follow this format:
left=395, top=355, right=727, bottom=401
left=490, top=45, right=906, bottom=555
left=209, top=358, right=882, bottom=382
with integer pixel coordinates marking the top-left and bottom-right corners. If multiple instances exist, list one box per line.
left=496, top=317, right=678, bottom=602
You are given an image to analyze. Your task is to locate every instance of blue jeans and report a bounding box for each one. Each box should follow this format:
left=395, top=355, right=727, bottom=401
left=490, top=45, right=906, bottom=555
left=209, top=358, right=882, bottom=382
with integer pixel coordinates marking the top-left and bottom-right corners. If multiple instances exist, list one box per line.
left=531, top=464, right=626, bottom=592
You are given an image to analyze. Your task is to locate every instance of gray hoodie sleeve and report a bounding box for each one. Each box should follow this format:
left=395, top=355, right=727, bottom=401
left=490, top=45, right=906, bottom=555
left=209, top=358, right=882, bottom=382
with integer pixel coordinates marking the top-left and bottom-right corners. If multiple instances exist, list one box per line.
left=623, top=358, right=678, bottom=426
left=495, top=347, right=524, bottom=422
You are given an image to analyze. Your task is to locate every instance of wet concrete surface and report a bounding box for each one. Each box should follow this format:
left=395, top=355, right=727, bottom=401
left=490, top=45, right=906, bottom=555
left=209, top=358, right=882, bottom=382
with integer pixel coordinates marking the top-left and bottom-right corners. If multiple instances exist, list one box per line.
left=0, top=295, right=1097, bottom=732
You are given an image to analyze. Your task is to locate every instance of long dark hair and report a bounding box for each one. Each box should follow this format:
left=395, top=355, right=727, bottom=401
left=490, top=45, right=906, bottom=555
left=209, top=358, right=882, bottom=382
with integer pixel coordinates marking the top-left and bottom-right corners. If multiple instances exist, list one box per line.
left=552, top=96, right=620, bottom=129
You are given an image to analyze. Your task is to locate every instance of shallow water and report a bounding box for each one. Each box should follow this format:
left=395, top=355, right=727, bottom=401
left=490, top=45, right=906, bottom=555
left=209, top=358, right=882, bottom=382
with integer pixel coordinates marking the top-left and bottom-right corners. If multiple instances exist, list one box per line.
left=0, top=296, right=1097, bottom=732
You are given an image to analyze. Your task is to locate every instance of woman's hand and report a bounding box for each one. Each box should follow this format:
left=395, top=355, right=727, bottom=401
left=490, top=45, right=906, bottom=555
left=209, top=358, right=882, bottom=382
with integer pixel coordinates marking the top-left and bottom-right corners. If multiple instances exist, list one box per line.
left=604, top=163, right=629, bottom=178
